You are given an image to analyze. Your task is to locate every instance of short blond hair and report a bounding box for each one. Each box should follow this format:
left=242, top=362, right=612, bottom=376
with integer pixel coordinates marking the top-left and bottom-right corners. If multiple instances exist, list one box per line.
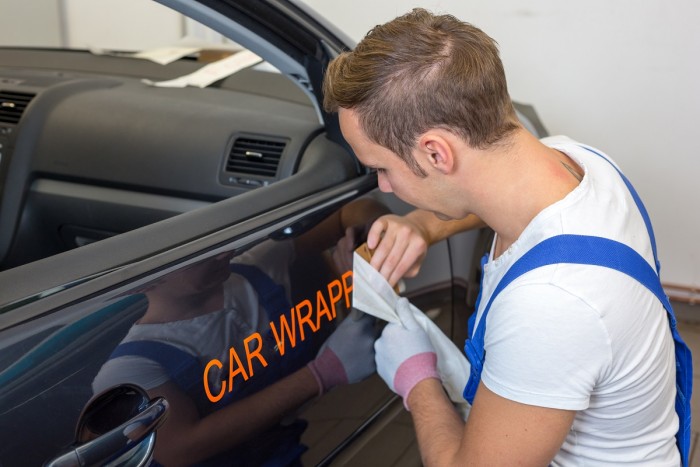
left=324, top=8, right=519, bottom=175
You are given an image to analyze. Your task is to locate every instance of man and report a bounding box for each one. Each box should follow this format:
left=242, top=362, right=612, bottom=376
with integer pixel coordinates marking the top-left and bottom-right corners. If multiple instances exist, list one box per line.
left=323, top=8, right=690, bottom=466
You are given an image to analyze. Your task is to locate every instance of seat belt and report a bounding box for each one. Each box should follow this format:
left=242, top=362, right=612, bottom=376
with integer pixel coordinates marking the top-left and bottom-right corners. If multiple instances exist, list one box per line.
left=462, top=144, right=692, bottom=465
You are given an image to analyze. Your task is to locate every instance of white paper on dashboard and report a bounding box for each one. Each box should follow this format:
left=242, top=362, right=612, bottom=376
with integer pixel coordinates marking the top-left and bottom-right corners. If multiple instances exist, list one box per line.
left=352, top=252, right=471, bottom=419
left=141, top=50, right=263, bottom=88
left=89, top=45, right=200, bottom=65
left=133, top=46, right=201, bottom=65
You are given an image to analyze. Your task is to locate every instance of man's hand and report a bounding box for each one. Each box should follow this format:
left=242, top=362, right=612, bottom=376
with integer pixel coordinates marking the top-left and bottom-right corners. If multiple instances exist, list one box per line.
left=307, top=312, right=377, bottom=395
left=367, top=214, right=430, bottom=287
left=375, top=298, right=439, bottom=408
left=367, top=210, right=485, bottom=287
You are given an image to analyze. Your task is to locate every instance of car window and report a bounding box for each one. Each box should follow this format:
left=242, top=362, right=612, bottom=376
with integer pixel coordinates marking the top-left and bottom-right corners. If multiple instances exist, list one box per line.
left=0, top=0, right=332, bottom=274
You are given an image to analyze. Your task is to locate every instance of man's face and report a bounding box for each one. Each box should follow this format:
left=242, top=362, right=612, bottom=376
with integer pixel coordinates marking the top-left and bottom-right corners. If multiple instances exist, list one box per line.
left=339, top=108, right=449, bottom=218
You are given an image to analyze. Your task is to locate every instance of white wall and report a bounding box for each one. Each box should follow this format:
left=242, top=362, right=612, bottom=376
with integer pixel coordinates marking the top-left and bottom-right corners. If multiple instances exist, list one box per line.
left=1, top=0, right=698, bottom=289
left=0, top=0, right=62, bottom=46
left=301, top=0, right=700, bottom=290
left=0, top=0, right=185, bottom=50
left=61, top=0, right=184, bottom=50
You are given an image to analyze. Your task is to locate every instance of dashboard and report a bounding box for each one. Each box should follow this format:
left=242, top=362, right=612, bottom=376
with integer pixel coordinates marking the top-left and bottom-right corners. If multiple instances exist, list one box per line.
left=0, top=48, right=352, bottom=270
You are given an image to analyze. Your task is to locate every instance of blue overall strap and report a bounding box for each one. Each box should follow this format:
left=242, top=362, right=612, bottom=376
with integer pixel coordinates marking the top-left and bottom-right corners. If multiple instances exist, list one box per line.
left=462, top=234, right=692, bottom=465
left=578, top=144, right=661, bottom=274
left=109, top=340, right=203, bottom=395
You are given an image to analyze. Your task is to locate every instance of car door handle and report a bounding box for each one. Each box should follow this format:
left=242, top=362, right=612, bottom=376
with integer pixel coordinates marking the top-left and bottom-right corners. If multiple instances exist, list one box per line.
left=45, top=385, right=169, bottom=467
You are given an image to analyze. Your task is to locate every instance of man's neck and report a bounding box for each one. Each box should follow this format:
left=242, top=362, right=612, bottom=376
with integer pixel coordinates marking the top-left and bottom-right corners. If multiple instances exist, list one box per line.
left=473, top=131, right=583, bottom=258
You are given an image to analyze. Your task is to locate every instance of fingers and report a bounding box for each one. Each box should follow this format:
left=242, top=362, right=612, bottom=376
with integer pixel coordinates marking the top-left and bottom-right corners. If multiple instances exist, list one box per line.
left=386, top=240, right=427, bottom=286
left=366, top=216, right=387, bottom=251
left=367, top=215, right=428, bottom=286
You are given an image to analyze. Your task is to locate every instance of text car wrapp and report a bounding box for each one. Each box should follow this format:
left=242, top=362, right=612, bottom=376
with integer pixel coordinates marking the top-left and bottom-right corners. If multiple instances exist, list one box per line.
left=352, top=252, right=471, bottom=419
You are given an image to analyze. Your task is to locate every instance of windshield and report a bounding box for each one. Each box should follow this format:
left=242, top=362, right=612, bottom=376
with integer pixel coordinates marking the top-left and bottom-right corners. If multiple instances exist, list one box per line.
left=0, top=0, right=237, bottom=53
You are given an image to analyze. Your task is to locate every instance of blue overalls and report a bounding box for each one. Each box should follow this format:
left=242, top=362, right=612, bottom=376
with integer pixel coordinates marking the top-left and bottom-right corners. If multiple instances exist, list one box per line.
left=109, top=263, right=320, bottom=467
left=462, top=146, right=693, bottom=466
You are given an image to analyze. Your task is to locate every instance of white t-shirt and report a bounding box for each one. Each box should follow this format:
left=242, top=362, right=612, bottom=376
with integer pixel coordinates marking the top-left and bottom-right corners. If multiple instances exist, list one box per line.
left=476, top=136, right=678, bottom=465
left=92, top=240, right=295, bottom=395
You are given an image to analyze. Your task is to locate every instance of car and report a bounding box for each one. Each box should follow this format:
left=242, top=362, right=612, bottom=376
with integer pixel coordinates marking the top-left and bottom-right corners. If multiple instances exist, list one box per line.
left=0, top=1, right=548, bottom=465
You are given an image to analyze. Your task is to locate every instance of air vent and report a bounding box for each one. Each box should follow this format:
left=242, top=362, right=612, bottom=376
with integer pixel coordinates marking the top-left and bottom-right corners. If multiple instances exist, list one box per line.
left=0, top=90, right=35, bottom=124
left=226, top=137, right=286, bottom=178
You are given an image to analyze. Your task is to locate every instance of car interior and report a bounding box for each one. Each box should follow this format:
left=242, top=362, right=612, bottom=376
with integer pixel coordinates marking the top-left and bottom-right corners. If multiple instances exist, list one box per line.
left=0, top=47, right=353, bottom=268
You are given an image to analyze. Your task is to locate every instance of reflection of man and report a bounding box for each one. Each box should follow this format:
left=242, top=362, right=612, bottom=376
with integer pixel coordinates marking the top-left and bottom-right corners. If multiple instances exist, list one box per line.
left=323, top=8, right=690, bottom=466
left=92, top=198, right=389, bottom=466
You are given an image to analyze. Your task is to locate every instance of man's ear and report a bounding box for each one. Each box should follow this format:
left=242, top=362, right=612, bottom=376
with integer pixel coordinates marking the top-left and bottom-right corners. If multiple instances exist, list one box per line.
left=418, top=131, right=455, bottom=175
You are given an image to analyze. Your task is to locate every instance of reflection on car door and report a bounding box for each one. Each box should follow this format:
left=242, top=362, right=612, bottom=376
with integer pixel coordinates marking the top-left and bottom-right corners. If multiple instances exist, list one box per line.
left=0, top=192, right=431, bottom=466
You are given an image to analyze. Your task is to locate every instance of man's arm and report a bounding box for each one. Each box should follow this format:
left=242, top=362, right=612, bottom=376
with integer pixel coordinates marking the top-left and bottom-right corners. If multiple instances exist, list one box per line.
left=376, top=298, right=574, bottom=466
left=407, top=379, right=574, bottom=466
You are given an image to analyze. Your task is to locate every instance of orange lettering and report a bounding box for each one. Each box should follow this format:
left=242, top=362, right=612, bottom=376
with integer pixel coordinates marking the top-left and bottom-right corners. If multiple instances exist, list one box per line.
left=269, top=308, right=297, bottom=356
left=341, top=270, right=353, bottom=308
left=228, top=346, right=249, bottom=391
left=315, top=288, right=333, bottom=329
left=243, top=332, right=268, bottom=376
left=295, top=299, right=317, bottom=341
left=204, top=359, right=225, bottom=403
left=327, top=279, right=342, bottom=318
